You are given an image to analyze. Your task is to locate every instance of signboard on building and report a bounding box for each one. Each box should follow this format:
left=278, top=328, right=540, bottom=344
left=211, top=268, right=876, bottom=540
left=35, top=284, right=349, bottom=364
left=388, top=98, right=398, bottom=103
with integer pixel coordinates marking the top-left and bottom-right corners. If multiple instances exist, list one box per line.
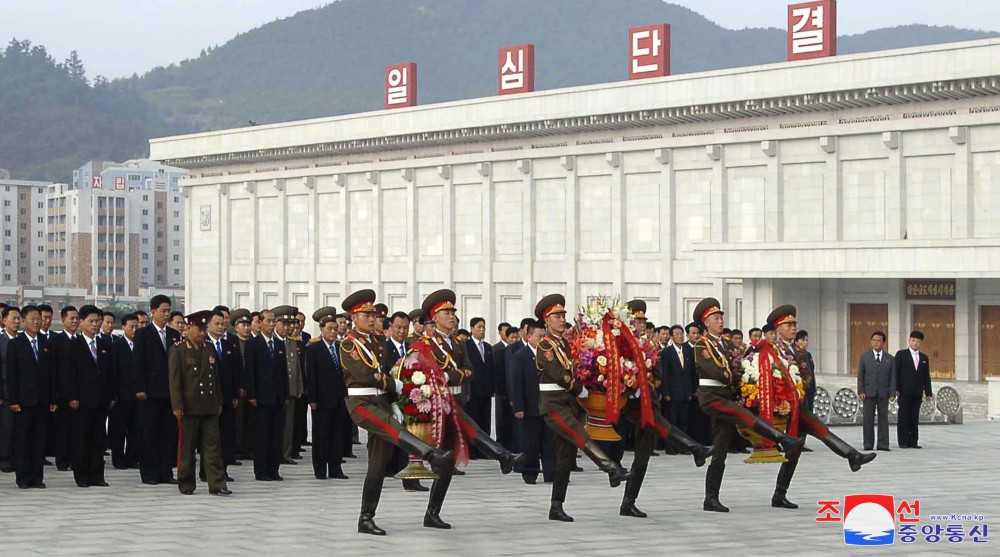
left=628, top=24, right=670, bottom=80
left=905, top=280, right=956, bottom=301
left=91, top=176, right=102, bottom=189
left=114, top=176, right=126, bottom=190
left=787, top=0, right=837, bottom=61
left=498, top=44, right=535, bottom=95
left=385, top=62, right=417, bottom=109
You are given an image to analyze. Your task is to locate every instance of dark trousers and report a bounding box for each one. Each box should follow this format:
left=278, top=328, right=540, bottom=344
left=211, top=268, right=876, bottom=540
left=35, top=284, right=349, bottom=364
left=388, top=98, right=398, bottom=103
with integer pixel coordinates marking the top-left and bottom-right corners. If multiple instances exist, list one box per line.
left=687, top=399, right=713, bottom=445
left=464, top=394, right=492, bottom=458
left=666, top=399, right=690, bottom=433
left=311, top=406, right=345, bottom=477
left=517, top=416, right=555, bottom=482
left=0, top=402, right=13, bottom=468
left=495, top=396, right=515, bottom=450
left=896, top=395, right=923, bottom=448
left=178, top=414, right=226, bottom=493
left=108, top=400, right=140, bottom=468
left=805, top=384, right=817, bottom=412
left=234, top=399, right=253, bottom=457
left=253, top=403, right=285, bottom=479
left=342, top=407, right=356, bottom=456
left=862, top=396, right=890, bottom=450
left=71, top=406, right=108, bottom=486
left=219, top=402, right=237, bottom=465
left=13, top=405, right=48, bottom=486
left=294, top=396, right=308, bottom=451
left=138, top=398, right=178, bottom=482
left=53, top=401, right=73, bottom=468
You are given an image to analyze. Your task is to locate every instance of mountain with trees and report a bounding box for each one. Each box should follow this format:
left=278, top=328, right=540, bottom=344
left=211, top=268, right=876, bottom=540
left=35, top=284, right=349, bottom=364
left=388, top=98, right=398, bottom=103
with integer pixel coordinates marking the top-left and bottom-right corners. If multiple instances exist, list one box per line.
left=1, top=0, right=997, bottom=182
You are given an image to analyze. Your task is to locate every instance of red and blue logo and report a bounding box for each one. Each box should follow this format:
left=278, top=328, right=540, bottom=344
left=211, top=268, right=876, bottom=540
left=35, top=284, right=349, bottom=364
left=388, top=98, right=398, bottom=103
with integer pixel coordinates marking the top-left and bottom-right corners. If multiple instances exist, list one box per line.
left=843, top=494, right=896, bottom=546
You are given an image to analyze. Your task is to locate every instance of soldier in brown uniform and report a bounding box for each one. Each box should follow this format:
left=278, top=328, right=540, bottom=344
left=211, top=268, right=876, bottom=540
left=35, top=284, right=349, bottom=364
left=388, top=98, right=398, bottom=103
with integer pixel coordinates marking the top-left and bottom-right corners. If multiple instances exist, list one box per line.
left=619, top=300, right=714, bottom=518
left=340, top=289, right=454, bottom=536
left=407, top=309, right=424, bottom=344
left=765, top=305, right=876, bottom=510
left=691, top=298, right=803, bottom=513
left=273, top=305, right=305, bottom=466
left=169, top=311, right=231, bottom=496
left=229, top=309, right=253, bottom=461
left=414, top=289, right=525, bottom=529
left=534, top=294, right=630, bottom=523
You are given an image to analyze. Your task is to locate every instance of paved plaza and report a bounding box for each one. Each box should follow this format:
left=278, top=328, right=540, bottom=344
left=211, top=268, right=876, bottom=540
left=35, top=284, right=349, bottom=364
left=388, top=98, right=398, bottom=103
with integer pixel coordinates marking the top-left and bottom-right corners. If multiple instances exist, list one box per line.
left=0, top=422, right=995, bottom=556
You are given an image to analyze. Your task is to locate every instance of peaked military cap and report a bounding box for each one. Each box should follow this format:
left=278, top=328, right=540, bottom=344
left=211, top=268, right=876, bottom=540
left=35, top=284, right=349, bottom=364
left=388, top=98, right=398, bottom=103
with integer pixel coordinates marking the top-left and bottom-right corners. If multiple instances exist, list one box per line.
left=312, top=306, right=337, bottom=323
left=407, top=308, right=423, bottom=323
left=272, top=305, right=297, bottom=322
left=534, top=294, right=567, bottom=320
left=342, top=289, right=377, bottom=314
left=229, top=308, right=251, bottom=327
left=374, top=303, right=389, bottom=317
left=692, top=297, right=724, bottom=324
left=762, top=323, right=776, bottom=333
left=627, top=299, right=647, bottom=319
left=766, top=305, right=797, bottom=328
left=186, top=310, right=213, bottom=329
left=422, top=289, right=457, bottom=319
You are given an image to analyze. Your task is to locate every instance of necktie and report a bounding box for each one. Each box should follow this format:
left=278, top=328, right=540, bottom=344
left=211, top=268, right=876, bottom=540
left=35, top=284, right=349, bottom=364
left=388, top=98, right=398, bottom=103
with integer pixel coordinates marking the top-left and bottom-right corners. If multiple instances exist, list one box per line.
left=876, top=352, right=881, bottom=364
left=478, top=340, right=485, bottom=360
left=330, top=343, right=339, bottom=366
left=913, top=352, right=919, bottom=369
left=89, top=339, right=98, bottom=362
left=159, top=328, right=167, bottom=350
left=268, top=339, right=274, bottom=357
left=216, top=339, right=223, bottom=361
left=31, top=338, right=39, bottom=361
left=399, top=343, right=405, bottom=359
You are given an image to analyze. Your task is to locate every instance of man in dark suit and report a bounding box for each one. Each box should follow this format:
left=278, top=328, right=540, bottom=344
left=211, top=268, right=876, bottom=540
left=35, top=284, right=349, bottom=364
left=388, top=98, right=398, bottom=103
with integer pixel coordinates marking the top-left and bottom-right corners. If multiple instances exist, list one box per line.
left=109, top=313, right=140, bottom=469
left=205, top=310, right=240, bottom=480
left=381, top=310, right=427, bottom=491
left=662, top=325, right=694, bottom=441
left=895, top=330, right=933, bottom=449
left=508, top=319, right=555, bottom=484
left=306, top=309, right=348, bottom=479
left=464, top=317, right=494, bottom=444
left=245, top=308, right=289, bottom=481
left=493, top=322, right=514, bottom=451
left=1, top=305, right=22, bottom=474
left=48, top=305, right=81, bottom=471
left=6, top=305, right=58, bottom=488
left=505, top=318, right=533, bottom=452
left=60, top=305, right=116, bottom=487
left=685, top=321, right=712, bottom=445
left=857, top=330, right=896, bottom=451
left=133, top=294, right=181, bottom=484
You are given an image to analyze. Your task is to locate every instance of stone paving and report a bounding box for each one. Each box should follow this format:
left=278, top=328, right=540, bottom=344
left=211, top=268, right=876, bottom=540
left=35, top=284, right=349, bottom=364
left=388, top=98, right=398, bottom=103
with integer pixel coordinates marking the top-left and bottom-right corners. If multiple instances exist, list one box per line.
left=0, top=422, right=996, bottom=556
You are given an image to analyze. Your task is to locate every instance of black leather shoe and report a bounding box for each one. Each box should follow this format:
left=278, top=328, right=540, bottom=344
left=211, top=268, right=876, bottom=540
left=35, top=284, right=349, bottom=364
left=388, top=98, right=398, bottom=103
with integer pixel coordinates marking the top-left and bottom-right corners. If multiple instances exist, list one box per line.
left=423, top=512, right=451, bottom=529
left=225, top=474, right=235, bottom=482
left=75, top=482, right=90, bottom=488
left=452, top=469, right=466, bottom=476
left=255, top=475, right=273, bottom=482
left=358, top=513, right=386, bottom=536
left=180, top=488, right=195, bottom=495
left=282, top=459, right=297, bottom=465
left=607, top=467, right=630, bottom=488
left=403, top=480, right=429, bottom=492
left=57, top=466, right=71, bottom=472
left=549, top=502, right=574, bottom=522
left=571, top=464, right=584, bottom=472
left=227, top=460, right=243, bottom=466
left=877, top=447, right=890, bottom=452
left=330, top=472, right=349, bottom=479
left=31, top=482, right=46, bottom=489
left=849, top=452, right=877, bottom=472
left=703, top=497, right=730, bottom=512
left=911, top=445, right=922, bottom=449
left=271, top=474, right=284, bottom=481
left=91, top=481, right=109, bottom=487
left=209, top=488, right=232, bottom=496
left=141, top=479, right=160, bottom=485
left=17, top=483, right=31, bottom=489
left=771, top=494, right=799, bottom=509
left=113, top=464, right=128, bottom=470
left=620, top=497, right=647, bottom=518
left=523, top=475, right=537, bottom=485
left=162, top=478, right=179, bottom=485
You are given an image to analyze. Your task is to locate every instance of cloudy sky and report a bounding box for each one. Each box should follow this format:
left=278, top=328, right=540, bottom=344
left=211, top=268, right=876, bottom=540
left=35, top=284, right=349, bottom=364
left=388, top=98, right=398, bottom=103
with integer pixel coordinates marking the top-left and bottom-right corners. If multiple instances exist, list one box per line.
left=3, top=0, right=999, bottom=79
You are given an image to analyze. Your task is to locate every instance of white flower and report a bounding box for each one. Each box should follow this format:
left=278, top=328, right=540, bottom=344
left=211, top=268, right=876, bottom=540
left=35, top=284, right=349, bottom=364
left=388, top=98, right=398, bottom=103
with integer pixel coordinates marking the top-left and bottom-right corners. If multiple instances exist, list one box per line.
left=420, top=385, right=432, bottom=397
left=623, top=359, right=635, bottom=370
left=598, top=374, right=605, bottom=382
left=645, top=359, right=652, bottom=368
left=586, top=339, right=596, bottom=349
left=611, top=329, right=621, bottom=337
left=411, top=371, right=426, bottom=386
left=597, top=355, right=608, bottom=366
left=741, top=359, right=751, bottom=371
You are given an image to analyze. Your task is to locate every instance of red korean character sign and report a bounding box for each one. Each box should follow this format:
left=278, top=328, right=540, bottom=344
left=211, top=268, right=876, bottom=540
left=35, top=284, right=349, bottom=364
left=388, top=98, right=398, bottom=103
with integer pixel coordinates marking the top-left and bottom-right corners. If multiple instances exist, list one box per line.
left=498, top=44, right=535, bottom=95
left=385, top=62, right=417, bottom=109
left=629, top=24, right=670, bottom=80
left=787, top=0, right=837, bottom=61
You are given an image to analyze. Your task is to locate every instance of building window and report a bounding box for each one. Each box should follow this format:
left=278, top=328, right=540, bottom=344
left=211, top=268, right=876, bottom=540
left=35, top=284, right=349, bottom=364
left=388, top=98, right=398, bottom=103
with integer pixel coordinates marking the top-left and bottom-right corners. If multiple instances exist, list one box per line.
left=142, top=238, right=148, bottom=245
left=156, top=202, right=163, bottom=209
left=37, top=260, right=43, bottom=266
left=142, top=209, right=149, bottom=216
left=37, top=202, right=43, bottom=209
left=172, top=225, right=179, bottom=232
left=2, top=201, right=9, bottom=207
left=142, top=267, right=149, bottom=274
left=142, top=224, right=148, bottom=231
left=142, top=253, right=148, bottom=260
left=173, top=211, right=179, bottom=218
left=173, top=240, right=179, bottom=246
left=173, top=255, right=179, bottom=261
left=3, top=274, right=9, bottom=281
left=174, top=269, right=179, bottom=275
left=142, top=195, right=148, bottom=201
left=115, top=198, right=125, bottom=208
left=173, top=196, right=179, bottom=203
left=3, top=230, right=8, bottom=237
left=37, top=246, right=43, bottom=252
left=156, top=246, right=162, bottom=253
left=36, top=217, right=42, bottom=224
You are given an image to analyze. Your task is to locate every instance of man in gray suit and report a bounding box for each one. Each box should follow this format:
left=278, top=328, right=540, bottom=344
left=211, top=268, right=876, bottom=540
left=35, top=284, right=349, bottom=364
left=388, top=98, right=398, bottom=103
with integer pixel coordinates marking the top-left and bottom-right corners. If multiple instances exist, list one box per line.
left=857, top=331, right=896, bottom=451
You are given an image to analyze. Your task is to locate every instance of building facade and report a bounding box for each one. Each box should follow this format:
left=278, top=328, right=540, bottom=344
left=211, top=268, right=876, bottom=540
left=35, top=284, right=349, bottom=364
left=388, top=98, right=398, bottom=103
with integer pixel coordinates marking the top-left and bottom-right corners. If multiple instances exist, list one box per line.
left=46, top=160, right=187, bottom=301
left=0, top=174, right=49, bottom=289
left=151, top=39, right=1000, bottom=412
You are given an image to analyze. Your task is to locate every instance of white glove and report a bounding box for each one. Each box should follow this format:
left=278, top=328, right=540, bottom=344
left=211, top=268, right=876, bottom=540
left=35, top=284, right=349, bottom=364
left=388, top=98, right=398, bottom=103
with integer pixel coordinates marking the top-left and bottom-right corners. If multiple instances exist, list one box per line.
left=630, top=390, right=640, bottom=400
left=444, top=372, right=450, bottom=383
left=391, top=404, right=404, bottom=422
left=578, top=387, right=589, bottom=399
left=394, top=379, right=404, bottom=393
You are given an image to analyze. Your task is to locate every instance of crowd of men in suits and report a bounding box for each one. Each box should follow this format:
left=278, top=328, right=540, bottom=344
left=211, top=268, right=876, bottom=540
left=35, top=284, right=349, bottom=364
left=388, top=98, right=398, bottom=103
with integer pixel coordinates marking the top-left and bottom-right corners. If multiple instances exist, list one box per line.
left=0, top=293, right=934, bottom=498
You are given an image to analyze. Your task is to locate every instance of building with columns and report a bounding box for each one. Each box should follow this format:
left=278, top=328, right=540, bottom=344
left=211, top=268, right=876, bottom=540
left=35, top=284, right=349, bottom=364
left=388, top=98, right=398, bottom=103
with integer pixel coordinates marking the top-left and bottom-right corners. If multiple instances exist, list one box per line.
left=151, top=39, right=1000, bottom=415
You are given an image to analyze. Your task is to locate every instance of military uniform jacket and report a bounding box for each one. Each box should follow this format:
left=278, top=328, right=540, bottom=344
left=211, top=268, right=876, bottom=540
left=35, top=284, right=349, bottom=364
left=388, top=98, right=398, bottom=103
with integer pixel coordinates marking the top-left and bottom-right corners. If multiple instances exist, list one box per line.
left=169, top=339, right=222, bottom=416
left=285, top=337, right=305, bottom=397
left=421, top=331, right=472, bottom=389
left=694, top=334, right=739, bottom=405
left=340, top=331, right=397, bottom=395
left=536, top=333, right=582, bottom=414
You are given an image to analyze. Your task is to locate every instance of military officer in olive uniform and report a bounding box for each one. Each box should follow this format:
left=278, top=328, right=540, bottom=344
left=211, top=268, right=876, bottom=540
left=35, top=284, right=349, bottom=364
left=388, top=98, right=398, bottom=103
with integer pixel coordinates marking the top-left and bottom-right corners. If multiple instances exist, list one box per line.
left=169, top=311, right=231, bottom=496
left=229, top=308, right=254, bottom=461
left=414, top=290, right=525, bottom=529
left=619, top=299, right=714, bottom=519
left=534, top=294, right=630, bottom=523
left=406, top=309, right=424, bottom=343
left=765, top=305, right=876, bottom=510
left=341, top=289, right=454, bottom=536
left=691, top=298, right=802, bottom=513
left=274, top=306, right=305, bottom=466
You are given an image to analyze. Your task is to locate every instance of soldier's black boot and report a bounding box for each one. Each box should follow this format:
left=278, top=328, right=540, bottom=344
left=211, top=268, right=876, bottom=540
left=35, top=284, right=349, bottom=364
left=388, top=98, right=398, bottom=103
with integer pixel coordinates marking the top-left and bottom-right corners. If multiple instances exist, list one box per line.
left=771, top=459, right=799, bottom=509
left=664, top=423, right=714, bottom=468
left=358, top=478, right=387, bottom=536
left=423, top=475, right=452, bottom=529
left=549, top=501, right=574, bottom=522
left=399, top=430, right=455, bottom=476
left=751, top=416, right=805, bottom=453
left=703, top=462, right=729, bottom=512
left=582, top=440, right=630, bottom=487
left=620, top=464, right=648, bottom=517
left=820, top=430, right=876, bottom=472
left=471, top=430, right=526, bottom=474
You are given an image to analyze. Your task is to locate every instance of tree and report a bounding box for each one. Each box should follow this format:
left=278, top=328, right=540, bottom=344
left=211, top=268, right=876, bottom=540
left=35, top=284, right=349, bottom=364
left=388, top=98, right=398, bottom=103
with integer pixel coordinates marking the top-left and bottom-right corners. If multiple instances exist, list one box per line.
left=64, top=50, right=87, bottom=84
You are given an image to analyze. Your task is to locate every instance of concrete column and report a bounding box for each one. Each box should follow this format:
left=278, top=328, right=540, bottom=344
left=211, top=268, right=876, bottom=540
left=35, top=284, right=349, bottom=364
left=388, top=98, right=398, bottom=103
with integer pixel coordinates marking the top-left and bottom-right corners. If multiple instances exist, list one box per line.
left=521, top=160, right=536, bottom=310
left=821, top=137, right=841, bottom=242
left=709, top=146, right=727, bottom=243
left=884, top=132, right=905, bottom=240
left=481, top=163, right=496, bottom=334
left=370, top=172, right=383, bottom=294
left=220, top=185, right=230, bottom=304
left=248, top=181, right=259, bottom=306
left=443, top=167, right=455, bottom=290
left=338, top=178, right=349, bottom=296
left=563, top=157, right=579, bottom=311
left=888, top=279, right=906, bottom=352
left=406, top=170, right=418, bottom=308
left=276, top=181, right=287, bottom=301
left=955, top=278, right=974, bottom=381
left=764, top=141, right=782, bottom=242
left=951, top=127, right=972, bottom=239
left=657, top=148, right=675, bottom=318
left=609, top=152, right=625, bottom=295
